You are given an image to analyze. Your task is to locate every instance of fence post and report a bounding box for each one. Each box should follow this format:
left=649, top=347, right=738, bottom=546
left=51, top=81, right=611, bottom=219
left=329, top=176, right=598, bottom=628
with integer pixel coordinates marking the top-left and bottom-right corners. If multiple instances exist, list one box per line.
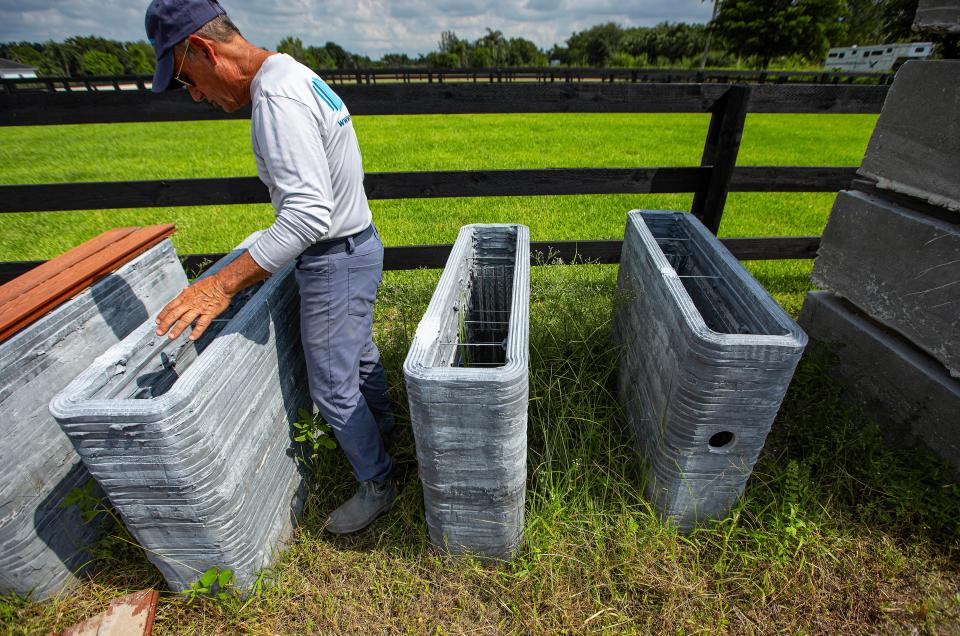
left=691, top=85, right=751, bottom=235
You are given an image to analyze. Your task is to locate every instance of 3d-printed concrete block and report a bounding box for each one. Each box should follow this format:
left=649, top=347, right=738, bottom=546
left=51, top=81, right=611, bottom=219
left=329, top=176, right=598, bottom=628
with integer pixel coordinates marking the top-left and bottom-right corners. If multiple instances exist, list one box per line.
left=813, top=189, right=960, bottom=377
left=614, top=210, right=807, bottom=531
left=914, top=0, right=960, bottom=33
left=404, top=224, right=530, bottom=559
left=0, top=240, right=186, bottom=599
left=858, top=60, right=960, bottom=212
left=800, top=292, right=960, bottom=478
left=50, top=233, right=310, bottom=591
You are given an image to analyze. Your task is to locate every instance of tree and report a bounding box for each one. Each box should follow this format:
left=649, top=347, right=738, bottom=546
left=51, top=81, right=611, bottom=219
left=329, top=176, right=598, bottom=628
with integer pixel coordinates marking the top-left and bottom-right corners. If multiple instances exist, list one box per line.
left=81, top=50, right=123, bottom=75
left=879, top=0, right=918, bottom=41
left=621, top=23, right=707, bottom=66
left=323, top=41, right=353, bottom=68
left=837, top=0, right=885, bottom=46
left=700, top=0, right=721, bottom=68
left=125, top=41, right=155, bottom=74
left=505, top=37, right=544, bottom=66
left=548, top=44, right=571, bottom=65
left=712, top=0, right=847, bottom=68
left=424, top=51, right=459, bottom=68
left=566, top=23, right=624, bottom=66
left=439, top=31, right=469, bottom=67
left=43, top=40, right=83, bottom=75
left=307, top=46, right=336, bottom=69
left=380, top=53, right=413, bottom=67
left=6, top=43, right=45, bottom=70
left=277, top=36, right=319, bottom=68
left=469, top=46, right=496, bottom=67
left=476, top=29, right=508, bottom=65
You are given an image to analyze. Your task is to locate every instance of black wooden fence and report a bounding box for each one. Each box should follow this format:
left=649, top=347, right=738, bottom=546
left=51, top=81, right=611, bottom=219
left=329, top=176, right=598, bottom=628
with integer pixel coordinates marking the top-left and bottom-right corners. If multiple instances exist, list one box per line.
left=0, top=67, right=895, bottom=94
left=0, top=82, right=888, bottom=283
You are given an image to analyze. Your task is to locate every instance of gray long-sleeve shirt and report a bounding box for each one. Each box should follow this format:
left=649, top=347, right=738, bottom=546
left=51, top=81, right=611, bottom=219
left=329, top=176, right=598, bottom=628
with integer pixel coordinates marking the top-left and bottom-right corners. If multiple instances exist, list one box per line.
left=247, top=54, right=372, bottom=273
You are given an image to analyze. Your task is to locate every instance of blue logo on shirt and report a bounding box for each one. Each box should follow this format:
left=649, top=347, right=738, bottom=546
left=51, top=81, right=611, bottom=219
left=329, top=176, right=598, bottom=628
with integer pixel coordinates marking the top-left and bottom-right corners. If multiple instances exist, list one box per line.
left=311, top=77, right=343, bottom=112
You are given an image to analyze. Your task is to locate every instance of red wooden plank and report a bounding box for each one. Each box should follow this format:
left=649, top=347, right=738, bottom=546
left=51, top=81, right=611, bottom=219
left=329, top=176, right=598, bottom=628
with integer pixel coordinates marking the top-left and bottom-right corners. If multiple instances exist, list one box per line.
left=0, top=227, right=135, bottom=309
left=54, top=589, right=159, bottom=636
left=0, top=224, right=176, bottom=342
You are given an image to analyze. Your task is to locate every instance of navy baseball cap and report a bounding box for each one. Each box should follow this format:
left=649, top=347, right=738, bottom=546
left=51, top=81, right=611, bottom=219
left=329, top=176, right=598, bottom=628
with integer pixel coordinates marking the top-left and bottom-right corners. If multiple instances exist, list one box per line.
left=145, top=0, right=226, bottom=92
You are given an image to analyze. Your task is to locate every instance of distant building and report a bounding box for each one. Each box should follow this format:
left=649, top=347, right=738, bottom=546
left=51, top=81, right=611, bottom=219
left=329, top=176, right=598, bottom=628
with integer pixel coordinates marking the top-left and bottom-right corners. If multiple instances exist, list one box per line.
left=824, top=42, right=935, bottom=72
left=0, top=58, right=38, bottom=79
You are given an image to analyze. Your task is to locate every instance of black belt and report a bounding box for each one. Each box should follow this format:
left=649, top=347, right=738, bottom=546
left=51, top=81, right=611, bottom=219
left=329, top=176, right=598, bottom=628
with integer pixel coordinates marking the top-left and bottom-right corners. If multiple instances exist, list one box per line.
left=301, top=224, right=375, bottom=257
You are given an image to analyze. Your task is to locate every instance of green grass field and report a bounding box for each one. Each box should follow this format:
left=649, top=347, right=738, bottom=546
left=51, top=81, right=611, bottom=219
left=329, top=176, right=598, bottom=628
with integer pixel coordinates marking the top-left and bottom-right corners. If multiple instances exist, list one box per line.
left=2, top=114, right=959, bottom=634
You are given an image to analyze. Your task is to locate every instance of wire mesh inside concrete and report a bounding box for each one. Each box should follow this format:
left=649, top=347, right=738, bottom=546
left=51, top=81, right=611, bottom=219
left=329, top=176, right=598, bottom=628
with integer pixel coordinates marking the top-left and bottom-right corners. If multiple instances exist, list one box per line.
left=50, top=233, right=310, bottom=591
left=438, top=257, right=514, bottom=368
left=0, top=240, right=186, bottom=599
left=614, top=210, right=806, bottom=531
left=404, top=224, right=530, bottom=558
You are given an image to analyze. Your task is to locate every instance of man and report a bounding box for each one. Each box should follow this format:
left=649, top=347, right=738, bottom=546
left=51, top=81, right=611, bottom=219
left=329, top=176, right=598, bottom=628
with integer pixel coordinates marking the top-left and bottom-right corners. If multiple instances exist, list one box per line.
left=145, top=0, right=397, bottom=534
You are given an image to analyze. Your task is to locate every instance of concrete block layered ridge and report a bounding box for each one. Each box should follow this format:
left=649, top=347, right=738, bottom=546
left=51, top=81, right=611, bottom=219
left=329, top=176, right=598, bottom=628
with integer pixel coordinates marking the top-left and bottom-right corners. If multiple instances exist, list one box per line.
left=0, top=239, right=186, bottom=599
left=614, top=210, right=807, bottom=531
left=801, top=60, right=960, bottom=478
left=50, top=232, right=311, bottom=591
left=404, top=224, right=530, bottom=559
left=800, top=292, right=960, bottom=477
left=813, top=189, right=960, bottom=377
left=858, top=61, right=960, bottom=212
left=913, top=0, right=960, bottom=33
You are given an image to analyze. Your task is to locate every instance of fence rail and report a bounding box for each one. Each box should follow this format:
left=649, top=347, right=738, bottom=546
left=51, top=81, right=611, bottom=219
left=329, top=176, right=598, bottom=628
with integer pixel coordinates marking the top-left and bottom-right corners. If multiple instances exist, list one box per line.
left=0, top=81, right=880, bottom=284
left=0, top=67, right=895, bottom=94
left=0, top=236, right=821, bottom=283
left=0, top=83, right=887, bottom=126
left=0, top=167, right=857, bottom=214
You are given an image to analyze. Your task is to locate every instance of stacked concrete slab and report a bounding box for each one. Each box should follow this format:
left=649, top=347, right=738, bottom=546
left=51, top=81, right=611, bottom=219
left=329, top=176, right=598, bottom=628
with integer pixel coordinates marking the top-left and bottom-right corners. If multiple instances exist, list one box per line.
left=0, top=240, right=186, bottom=600
left=50, top=232, right=311, bottom=591
left=801, top=60, right=960, bottom=478
left=812, top=190, right=959, bottom=376
left=913, top=0, right=960, bottom=33
left=404, top=224, right=530, bottom=559
left=857, top=62, right=960, bottom=212
left=614, top=211, right=807, bottom=531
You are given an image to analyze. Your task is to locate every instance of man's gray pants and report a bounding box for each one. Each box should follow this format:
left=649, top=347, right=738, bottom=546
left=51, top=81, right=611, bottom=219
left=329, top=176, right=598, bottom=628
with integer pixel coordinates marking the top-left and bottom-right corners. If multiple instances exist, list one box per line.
left=294, top=227, right=394, bottom=484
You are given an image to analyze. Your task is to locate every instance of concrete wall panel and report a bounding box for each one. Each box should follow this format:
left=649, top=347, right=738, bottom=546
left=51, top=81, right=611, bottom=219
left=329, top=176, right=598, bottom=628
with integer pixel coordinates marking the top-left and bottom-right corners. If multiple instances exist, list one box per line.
left=813, top=189, right=960, bottom=377
left=858, top=60, right=960, bottom=212
left=614, top=211, right=806, bottom=531
left=404, top=224, right=530, bottom=559
left=914, top=0, right=960, bottom=33
left=799, top=291, right=960, bottom=478
left=50, top=233, right=310, bottom=592
left=0, top=240, right=186, bottom=599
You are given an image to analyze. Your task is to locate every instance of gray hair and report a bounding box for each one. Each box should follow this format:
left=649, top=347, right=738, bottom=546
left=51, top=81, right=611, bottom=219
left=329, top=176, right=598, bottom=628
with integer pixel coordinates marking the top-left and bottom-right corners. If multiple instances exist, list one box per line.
left=177, top=14, right=242, bottom=56
left=195, top=14, right=242, bottom=42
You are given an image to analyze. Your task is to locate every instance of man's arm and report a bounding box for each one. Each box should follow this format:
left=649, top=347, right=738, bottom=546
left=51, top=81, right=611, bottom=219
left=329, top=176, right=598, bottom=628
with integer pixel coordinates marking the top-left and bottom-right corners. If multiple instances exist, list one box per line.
left=155, top=250, right=270, bottom=341
left=157, top=95, right=332, bottom=341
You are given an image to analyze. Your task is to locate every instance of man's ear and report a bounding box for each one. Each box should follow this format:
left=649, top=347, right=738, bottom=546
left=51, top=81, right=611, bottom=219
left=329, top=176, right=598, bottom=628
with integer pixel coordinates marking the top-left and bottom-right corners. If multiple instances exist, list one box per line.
left=187, top=34, right=219, bottom=66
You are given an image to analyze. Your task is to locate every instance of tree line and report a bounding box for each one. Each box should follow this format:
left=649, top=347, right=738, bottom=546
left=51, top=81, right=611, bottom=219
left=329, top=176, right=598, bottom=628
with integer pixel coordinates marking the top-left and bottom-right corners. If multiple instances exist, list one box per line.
left=2, top=0, right=952, bottom=76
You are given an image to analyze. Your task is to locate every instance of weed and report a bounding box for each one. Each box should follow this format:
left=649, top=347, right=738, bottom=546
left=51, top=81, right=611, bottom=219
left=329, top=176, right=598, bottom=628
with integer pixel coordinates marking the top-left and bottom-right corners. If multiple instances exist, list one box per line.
left=293, top=407, right=338, bottom=470
left=60, top=479, right=147, bottom=567
left=60, top=479, right=106, bottom=524
left=181, top=567, right=236, bottom=603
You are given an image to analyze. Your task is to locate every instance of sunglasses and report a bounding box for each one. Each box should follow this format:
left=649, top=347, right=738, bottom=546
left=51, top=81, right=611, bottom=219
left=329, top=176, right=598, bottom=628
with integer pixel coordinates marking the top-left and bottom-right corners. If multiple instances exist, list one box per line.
left=174, top=40, right=194, bottom=88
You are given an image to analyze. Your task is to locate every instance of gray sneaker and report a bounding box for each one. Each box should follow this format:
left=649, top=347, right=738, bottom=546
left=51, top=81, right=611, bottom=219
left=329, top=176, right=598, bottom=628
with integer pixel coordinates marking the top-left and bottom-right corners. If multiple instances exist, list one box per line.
left=325, top=480, right=398, bottom=534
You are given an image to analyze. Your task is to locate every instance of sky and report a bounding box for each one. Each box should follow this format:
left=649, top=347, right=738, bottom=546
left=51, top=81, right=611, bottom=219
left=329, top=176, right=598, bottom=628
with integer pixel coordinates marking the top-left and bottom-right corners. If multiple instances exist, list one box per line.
left=0, top=0, right=715, bottom=57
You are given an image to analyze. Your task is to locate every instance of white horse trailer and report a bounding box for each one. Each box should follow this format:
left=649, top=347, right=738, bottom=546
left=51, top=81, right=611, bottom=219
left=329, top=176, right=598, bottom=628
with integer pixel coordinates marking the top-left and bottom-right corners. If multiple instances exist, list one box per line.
left=824, top=42, right=935, bottom=72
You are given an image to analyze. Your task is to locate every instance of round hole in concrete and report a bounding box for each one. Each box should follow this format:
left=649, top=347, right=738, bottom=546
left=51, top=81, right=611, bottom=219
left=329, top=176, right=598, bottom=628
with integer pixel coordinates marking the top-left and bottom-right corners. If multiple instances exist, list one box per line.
left=708, top=431, right=735, bottom=451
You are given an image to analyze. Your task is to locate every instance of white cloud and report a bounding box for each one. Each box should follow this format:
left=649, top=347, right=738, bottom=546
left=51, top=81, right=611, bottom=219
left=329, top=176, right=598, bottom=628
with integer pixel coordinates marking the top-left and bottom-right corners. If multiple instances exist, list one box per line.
left=0, top=0, right=714, bottom=56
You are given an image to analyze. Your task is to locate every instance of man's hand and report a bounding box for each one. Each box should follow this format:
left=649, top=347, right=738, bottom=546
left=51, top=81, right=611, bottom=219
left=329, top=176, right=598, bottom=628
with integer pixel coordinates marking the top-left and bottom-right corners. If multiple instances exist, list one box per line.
left=156, top=275, right=233, bottom=341
left=155, top=250, right=272, bottom=342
